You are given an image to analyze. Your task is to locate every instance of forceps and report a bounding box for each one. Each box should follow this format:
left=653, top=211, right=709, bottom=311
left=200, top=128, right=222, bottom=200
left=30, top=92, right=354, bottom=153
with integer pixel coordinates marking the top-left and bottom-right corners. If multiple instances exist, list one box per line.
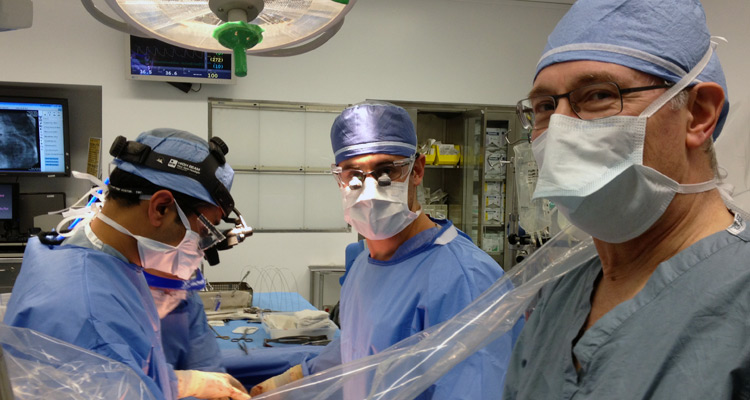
left=232, top=331, right=252, bottom=354
left=263, top=335, right=330, bottom=347
left=209, top=325, right=229, bottom=340
left=231, top=331, right=254, bottom=343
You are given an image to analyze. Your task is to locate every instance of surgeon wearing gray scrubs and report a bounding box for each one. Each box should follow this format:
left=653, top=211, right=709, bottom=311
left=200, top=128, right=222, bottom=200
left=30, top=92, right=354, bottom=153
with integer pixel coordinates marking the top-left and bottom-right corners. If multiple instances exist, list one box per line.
left=504, top=0, right=750, bottom=399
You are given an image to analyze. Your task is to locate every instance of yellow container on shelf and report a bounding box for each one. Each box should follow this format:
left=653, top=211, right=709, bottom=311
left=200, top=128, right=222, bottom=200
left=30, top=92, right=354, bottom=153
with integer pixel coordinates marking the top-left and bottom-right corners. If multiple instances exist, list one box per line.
left=434, top=144, right=461, bottom=166
left=424, top=147, right=436, bottom=165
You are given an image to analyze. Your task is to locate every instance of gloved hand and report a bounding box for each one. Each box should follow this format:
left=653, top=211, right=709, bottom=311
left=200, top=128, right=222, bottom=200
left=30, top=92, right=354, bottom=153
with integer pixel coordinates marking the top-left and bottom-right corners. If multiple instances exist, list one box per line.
left=175, top=370, right=251, bottom=400
left=250, top=364, right=303, bottom=396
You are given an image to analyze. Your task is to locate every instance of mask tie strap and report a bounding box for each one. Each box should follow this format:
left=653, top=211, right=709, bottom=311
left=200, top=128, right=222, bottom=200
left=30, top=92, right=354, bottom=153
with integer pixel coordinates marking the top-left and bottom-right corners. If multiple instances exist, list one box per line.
left=139, top=195, right=192, bottom=231
left=96, top=213, right=136, bottom=237
left=675, top=178, right=717, bottom=194
left=640, top=39, right=719, bottom=118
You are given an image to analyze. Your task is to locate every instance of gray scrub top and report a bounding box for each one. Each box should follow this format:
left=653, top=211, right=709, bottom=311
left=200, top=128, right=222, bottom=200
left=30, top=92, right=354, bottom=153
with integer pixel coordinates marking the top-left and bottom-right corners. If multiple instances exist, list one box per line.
left=504, top=214, right=750, bottom=399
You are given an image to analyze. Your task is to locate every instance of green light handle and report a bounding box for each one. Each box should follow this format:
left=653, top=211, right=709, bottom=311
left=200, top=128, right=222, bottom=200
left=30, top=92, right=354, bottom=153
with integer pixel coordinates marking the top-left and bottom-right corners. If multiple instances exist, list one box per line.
left=213, top=21, right=264, bottom=78
left=233, top=47, right=248, bottom=77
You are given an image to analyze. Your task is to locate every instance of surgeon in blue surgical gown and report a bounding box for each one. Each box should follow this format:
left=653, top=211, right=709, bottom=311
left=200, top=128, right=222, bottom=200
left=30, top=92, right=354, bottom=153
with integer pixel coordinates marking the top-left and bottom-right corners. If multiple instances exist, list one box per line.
left=4, top=129, right=249, bottom=400
left=160, top=292, right=225, bottom=373
left=251, top=102, right=524, bottom=399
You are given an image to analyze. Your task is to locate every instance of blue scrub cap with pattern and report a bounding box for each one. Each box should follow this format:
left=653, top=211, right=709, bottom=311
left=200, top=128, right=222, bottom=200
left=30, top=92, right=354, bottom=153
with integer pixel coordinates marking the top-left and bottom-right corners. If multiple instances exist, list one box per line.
left=536, top=0, right=729, bottom=139
left=113, top=128, right=234, bottom=208
left=331, top=102, right=417, bottom=165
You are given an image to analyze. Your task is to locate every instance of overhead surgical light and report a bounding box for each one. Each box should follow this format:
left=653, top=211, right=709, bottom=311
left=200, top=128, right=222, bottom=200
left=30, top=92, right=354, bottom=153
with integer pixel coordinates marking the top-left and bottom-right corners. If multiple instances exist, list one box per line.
left=81, top=0, right=356, bottom=77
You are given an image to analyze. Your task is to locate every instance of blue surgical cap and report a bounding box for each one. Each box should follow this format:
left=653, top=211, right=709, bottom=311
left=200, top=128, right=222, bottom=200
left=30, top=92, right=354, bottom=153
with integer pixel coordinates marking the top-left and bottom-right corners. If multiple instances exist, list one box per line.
left=536, top=0, right=729, bottom=139
left=331, top=102, right=417, bottom=165
left=113, top=128, right=234, bottom=208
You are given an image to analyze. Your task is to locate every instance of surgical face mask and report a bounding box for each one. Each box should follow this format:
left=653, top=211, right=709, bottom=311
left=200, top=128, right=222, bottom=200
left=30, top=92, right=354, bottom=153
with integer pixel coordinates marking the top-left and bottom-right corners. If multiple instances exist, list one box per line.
left=150, top=288, right=189, bottom=318
left=531, top=42, right=718, bottom=243
left=97, top=201, right=204, bottom=279
left=341, top=168, right=421, bottom=240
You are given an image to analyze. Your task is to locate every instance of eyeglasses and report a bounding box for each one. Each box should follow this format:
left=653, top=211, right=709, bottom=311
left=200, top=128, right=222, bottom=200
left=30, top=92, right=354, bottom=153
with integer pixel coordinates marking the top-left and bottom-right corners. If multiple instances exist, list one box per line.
left=516, top=81, right=674, bottom=131
left=331, top=155, right=415, bottom=189
left=196, top=213, right=225, bottom=250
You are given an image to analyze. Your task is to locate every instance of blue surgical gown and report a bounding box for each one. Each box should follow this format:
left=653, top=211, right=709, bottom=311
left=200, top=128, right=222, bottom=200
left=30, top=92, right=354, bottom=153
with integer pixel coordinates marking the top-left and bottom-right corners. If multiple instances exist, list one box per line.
left=4, top=234, right=177, bottom=400
left=504, top=214, right=750, bottom=399
left=306, top=218, right=524, bottom=399
left=161, top=291, right=225, bottom=373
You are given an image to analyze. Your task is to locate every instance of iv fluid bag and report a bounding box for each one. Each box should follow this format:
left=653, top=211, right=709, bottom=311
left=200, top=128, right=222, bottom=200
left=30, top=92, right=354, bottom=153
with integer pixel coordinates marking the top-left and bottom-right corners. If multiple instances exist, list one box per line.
left=513, top=142, right=567, bottom=240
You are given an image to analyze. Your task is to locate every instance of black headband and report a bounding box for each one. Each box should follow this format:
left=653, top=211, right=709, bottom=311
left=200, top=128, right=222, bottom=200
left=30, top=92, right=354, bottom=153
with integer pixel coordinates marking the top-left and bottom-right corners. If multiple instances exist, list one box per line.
left=109, top=136, right=234, bottom=216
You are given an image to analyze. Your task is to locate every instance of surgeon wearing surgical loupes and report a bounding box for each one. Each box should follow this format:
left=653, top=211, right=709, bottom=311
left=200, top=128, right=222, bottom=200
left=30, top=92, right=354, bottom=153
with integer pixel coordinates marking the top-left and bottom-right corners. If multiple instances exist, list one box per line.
left=4, top=129, right=251, bottom=400
left=503, top=0, right=750, bottom=399
left=251, top=102, right=524, bottom=399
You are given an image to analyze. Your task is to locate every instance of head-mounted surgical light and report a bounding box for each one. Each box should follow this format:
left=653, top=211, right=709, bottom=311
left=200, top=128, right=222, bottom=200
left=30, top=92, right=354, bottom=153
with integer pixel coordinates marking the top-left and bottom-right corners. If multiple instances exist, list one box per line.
left=110, top=134, right=254, bottom=266
left=203, top=208, right=254, bottom=266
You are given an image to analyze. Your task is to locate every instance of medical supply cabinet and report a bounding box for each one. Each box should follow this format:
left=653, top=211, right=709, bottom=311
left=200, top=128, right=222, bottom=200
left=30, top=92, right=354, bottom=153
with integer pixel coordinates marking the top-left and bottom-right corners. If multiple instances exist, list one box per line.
left=380, top=101, right=529, bottom=270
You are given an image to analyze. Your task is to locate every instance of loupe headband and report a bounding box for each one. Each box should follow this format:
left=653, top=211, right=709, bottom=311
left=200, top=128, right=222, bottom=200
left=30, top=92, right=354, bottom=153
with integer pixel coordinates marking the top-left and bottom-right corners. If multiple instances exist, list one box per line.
left=109, top=135, right=235, bottom=216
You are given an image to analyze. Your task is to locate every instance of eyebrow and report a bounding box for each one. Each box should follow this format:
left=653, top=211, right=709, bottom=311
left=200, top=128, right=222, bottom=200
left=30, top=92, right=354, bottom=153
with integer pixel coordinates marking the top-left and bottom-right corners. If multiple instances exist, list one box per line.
left=528, top=72, right=620, bottom=98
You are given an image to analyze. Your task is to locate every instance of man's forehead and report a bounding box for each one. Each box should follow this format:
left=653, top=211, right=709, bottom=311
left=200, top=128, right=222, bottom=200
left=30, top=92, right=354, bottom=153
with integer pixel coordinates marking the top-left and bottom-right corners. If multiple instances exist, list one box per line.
left=530, top=61, right=651, bottom=96
left=339, top=153, right=407, bottom=168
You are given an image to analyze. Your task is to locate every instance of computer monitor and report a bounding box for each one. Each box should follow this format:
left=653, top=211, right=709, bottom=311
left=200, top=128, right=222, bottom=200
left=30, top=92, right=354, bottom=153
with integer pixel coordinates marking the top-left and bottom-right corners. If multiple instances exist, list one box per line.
left=0, top=96, right=71, bottom=177
left=18, top=192, right=65, bottom=235
left=127, top=35, right=235, bottom=84
left=0, top=183, right=18, bottom=223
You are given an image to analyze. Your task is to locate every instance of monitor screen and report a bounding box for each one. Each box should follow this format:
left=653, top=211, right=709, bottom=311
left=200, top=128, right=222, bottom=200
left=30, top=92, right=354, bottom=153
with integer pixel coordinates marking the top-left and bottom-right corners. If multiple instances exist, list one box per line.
left=128, top=35, right=235, bottom=84
left=0, top=183, right=18, bottom=222
left=0, top=97, right=70, bottom=176
left=18, top=192, right=65, bottom=234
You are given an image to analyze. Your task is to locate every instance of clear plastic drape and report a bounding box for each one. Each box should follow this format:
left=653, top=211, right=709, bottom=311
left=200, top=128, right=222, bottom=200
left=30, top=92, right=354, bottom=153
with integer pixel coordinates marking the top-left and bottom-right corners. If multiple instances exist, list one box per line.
left=253, top=223, right=596, bottom=400
left=1, top=324, right=157, bottom=400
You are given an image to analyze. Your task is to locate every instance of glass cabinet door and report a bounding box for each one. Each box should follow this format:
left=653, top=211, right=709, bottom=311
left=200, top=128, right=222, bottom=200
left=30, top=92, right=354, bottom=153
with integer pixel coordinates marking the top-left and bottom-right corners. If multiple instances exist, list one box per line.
left=459, top=109, right=485, bottom=247
left=382, top=100, right=527, bottom=271
left=462, top=109, right=524, bottom=270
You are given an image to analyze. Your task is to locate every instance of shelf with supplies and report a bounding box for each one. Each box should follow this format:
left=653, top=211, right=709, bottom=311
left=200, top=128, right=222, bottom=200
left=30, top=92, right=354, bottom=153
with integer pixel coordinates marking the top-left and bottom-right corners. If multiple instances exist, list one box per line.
left=376, top=100, right=525, bottom=270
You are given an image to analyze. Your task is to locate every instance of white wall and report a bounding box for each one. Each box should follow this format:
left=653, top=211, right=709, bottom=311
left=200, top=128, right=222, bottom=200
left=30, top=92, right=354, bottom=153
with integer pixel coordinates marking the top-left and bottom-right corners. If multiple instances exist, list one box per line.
left=1, top=0, right=748, bottom=299
left=703, top=1, right=750, bottom=211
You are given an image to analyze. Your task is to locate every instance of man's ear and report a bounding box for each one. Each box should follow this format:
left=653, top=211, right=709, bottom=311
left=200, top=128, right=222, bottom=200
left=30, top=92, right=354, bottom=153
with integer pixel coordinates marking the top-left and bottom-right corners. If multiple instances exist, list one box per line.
left=145, top=190, right=175, bottom=227
left=685, top=82, right=725, bottom=149
left=411, top=154, right=426, bottom=187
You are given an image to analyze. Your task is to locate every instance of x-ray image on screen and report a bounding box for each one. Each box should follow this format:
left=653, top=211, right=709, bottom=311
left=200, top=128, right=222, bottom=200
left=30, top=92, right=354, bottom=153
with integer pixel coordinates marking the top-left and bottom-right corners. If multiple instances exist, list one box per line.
left=0, top=110, right=40, bottom=170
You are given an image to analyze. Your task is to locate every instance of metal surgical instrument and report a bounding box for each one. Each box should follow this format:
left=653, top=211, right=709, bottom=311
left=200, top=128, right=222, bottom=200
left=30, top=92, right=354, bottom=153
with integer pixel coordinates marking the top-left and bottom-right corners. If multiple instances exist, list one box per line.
left=209, top=325, right=230, bottom=340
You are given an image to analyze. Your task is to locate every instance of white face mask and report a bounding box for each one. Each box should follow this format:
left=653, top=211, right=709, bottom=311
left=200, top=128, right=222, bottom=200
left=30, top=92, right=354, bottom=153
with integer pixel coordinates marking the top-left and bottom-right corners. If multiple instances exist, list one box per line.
left=97, top=201, right=204, bottom=279
left=150, top=288, right=189, bottom=318
left=341, top=175, right=421, bottom=240
left=531, top=42, right=718, bottom=243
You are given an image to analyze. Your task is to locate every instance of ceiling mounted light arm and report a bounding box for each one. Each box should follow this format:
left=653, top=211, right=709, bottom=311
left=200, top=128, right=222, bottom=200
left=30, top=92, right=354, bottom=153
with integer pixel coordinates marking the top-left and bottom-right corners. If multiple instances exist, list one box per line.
left=249, top=18, right=345, bottom=57
left=80, top=0, right=148, bottom=37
